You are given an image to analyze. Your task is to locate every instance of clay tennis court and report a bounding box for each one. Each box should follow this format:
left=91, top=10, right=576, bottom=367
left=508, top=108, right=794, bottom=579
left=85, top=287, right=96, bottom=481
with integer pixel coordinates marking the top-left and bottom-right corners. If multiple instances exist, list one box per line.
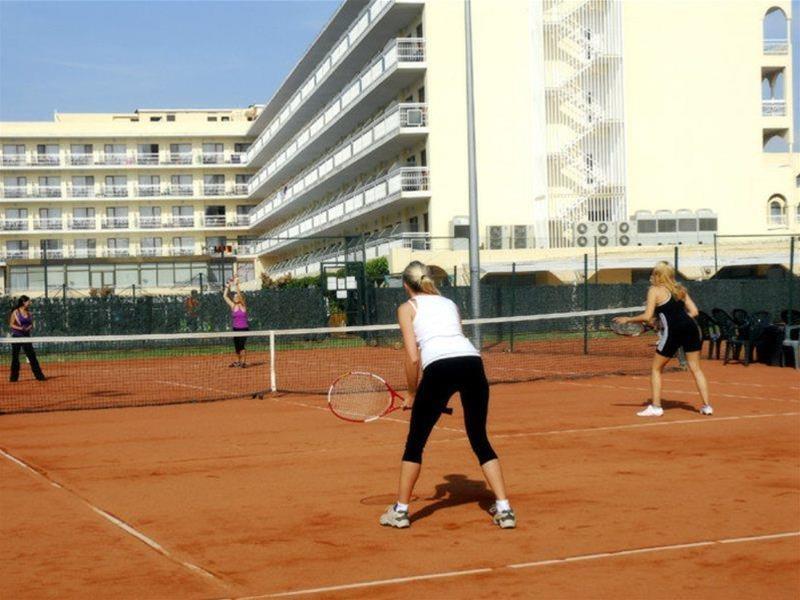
left=1, top=357, right=798, bottom=599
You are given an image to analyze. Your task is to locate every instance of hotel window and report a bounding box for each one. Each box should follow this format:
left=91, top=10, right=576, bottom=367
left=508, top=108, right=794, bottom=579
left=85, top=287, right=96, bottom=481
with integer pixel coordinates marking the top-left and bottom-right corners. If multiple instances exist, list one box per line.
left=768, top=195, right=787, bottom=225
left=202, top=143, right=224, bottom=163
left=74, top=238, right=97, bottom=258
left=172, top=236, right=195, bottom=255
left=38, top=208, right=62, bottom=228
left=42, top=239, right=63, bottom=258
left=7, top=240, right=29, bottom=258
left=204, top=174, right=225, bottom=195
left=141, top=237, right=163, bottom=256
left=5, top=208, right=28, bottom=230
left=166, top=114, right=176, bottom=122
left=4, top=176, right=27, bottom=197
left=2, top=144, right=25, bottom=165
left=71, top=176, right=95, bottom=197
left=105, top=175, right=128, bottom=196
left=169, top=143, right=192, bottom=163
left=107, top=238, right=130, bottom=256
left=106, top=206, right=129, bottom=228
left=103, top=144, right=127, bottom=164
left=38, top=176, right=61, bottom=197
left=172, top=205, right=194, bottom=227
left=70, top=144, right=93, bottom=165
left=138, top=175, right=161, bottom=196
left=73, top=207, right=95, bottom=230
left=36, top=144, right=59, bottom=160
left=139, top=206, right=162, bottom=228
left=137, top=143, right=159, bottom=164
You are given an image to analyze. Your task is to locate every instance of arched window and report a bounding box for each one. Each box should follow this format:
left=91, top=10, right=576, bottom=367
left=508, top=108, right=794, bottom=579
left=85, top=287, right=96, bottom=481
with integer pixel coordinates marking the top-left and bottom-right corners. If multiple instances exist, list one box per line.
left=767, top=195, right=786, bottom=226
left=764, top=7, right=788, bottom=54
left=763, top=131, right=790, bottom=152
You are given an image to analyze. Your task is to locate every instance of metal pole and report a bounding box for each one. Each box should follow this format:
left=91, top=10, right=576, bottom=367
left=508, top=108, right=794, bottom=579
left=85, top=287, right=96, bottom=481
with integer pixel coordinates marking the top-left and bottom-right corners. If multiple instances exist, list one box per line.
left=593, top=236, right=599, bottom=285
left=199, top=272, right=204, bottom=294
left=219, top=246, right=225, bottom=288
left=713, top=234, right=718, bottom=274
left=465, top=0, right=481, bottom=345
left=789, top=236, right=796, bottom=325
left=583, top=254, right=589, bottom=355
left=131, top=283, right=136, bottom=301
left=361, top=234, right=370, bottom=326
left=510, top=262, right=517, bottom=352
left=674, top=245, right=679, bottom=274
left=41, top=240, right=49, bottom=299
left=453, top=265, right=457, bottom=287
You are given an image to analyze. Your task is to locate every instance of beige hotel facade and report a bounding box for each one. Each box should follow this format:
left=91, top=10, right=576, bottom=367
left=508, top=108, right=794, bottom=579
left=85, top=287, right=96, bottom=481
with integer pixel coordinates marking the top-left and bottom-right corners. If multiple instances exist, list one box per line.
left=0, top=0, right=797, bottom=294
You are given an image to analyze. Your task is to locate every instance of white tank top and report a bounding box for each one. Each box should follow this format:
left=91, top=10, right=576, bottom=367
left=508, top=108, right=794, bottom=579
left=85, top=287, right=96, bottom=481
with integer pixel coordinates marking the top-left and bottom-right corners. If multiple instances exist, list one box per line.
left=410, top=294, right=480, bottom=369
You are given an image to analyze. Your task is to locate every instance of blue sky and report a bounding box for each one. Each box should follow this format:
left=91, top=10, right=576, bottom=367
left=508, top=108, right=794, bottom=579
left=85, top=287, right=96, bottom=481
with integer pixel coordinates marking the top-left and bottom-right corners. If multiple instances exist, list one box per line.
left=0, top=0, right=339, bottom=121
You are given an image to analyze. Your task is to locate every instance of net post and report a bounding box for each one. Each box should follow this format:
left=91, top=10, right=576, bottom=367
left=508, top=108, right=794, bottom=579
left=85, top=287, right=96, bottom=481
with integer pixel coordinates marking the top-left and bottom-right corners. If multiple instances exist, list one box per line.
left=583, top=254, right=589, bottom=355
left=269, top=330, right=277, bottom=393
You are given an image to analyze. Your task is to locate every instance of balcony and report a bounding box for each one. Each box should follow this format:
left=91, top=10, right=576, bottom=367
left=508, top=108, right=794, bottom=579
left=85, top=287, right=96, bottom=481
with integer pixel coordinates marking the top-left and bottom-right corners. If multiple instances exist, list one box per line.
left=34, top=218, right=63, bottom=231
left=201, top=153, right=224, bottom=164
left=2, top=249, right=30, bottom=260
left=69, top=185, right=96, bottom=198
left=204, top=215, right=227, bottom=227
left=234, top=215, right=250, bottom=227
left=139, top=216, right=163, bottom=229
left=170, top=247, right=195, bottom=256
left=71, top=248, right=97, bottom=259
left=166, top=184, right=194, bottom=197
left=102, top=217, right=130, bottom=229
left=248, top=36, right=426, bottom=169
left=97, top=153, right=130, bottom=166
left=101, top=185, right=129, bottom=198
left=249, top=0, right=424, bottom=139
left=2, top=219, right=29, bottom=231
left=166, top=152, right=193, bottom=165
left=42, top=248, right=65, bottom=259
left=248, top=167, right=429, bottom=256
left=140, top=246, right=164, bottom=257
left=229, top=152, right=247, bottom=164
left=35, top=186, right=62, bottom=198
left=68, top=154, right=94, bottom=166
left=106, top=247, right=131, bottom=258
left=137, top=184, right=164, bottom=197
left=1, top=155, right=26, bottom=167
left=166, top=216, right=195, bottom=228
left=233, top=183, right=249, bottom=195
left=762, top=99, right=787, bottom=117
left=764, top=39, right=788, bottom=55
left=249, top=103, right=428, bottom=227
left=203, top=183, right=227, bottom=196
left=1, top=186, right=30, bottom=198
left=136, top=153, right=160, bottom=165
left=31, top=154, right=61, bottom=167
left=69, top=218, right=97, bottom=230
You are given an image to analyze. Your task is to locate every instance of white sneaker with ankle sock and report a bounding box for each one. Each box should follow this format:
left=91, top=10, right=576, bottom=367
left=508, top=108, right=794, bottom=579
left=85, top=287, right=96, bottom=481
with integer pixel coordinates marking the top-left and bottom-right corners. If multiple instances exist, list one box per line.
left=700, top=404, right=714, bottom=416
left=637, top=405, right=664, bottom=417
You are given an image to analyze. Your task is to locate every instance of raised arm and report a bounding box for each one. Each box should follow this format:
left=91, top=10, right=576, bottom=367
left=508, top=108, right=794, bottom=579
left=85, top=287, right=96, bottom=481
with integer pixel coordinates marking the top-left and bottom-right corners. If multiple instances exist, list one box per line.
left=683, top=292, right=699, bottom=318
left=615, top=286, right=658, bottom=325
left=397, top=302, right=420, bottom=403
left=222, top=282, right=235, bottom=308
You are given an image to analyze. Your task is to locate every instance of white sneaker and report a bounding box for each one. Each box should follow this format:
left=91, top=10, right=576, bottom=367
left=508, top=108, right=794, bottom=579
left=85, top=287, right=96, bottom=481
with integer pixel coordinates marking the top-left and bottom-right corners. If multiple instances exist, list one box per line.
left=379, top=505, right=410, bottom=529
left=700, top=405, right=714, bottom=416
left=490, top=506, right=517, bottom=529
left=637, top=405, right=664, bottom=417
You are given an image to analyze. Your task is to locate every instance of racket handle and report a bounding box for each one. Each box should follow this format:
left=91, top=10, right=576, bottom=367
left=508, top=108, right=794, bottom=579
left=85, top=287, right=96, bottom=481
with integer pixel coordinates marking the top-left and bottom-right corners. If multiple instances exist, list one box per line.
left=442, top=407, right=453, bottom=415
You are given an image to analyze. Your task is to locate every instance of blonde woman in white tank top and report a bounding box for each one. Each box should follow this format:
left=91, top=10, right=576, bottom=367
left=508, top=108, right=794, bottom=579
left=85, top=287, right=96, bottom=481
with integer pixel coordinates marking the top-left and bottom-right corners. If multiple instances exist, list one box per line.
left=379, top=261, right=516, bottom=529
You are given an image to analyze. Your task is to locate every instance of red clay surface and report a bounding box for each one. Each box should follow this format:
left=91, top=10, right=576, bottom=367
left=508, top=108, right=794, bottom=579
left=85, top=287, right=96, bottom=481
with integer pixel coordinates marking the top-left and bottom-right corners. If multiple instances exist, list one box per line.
left=1, top=360, right=799, bottom=599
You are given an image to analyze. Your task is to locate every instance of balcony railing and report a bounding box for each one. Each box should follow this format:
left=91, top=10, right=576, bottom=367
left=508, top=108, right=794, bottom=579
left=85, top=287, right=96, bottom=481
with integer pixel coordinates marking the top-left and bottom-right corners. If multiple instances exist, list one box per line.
left=233, top=183, right=249, bottom=195
left=137, top=184, right=163, bottom=197
left=2, top=186, right=30, bottom=198
left=201, top=153, right=224, bottom=164
left=69, top=185, right=96, bottom=198
left=249, top=103, right=427, bottom=225
left=170, top=247, right=195, bottom=256
left=35, top=186, right=62, bottom=198
left=768, top=214, right=788, bottom=227
left=228, top=152, right=246, bottom=164
left=136, top=153, right=160, bottom=165
left=101, top=185, right=129, bottom=197
left=42, top=248, right=64, bottom=259
left=249, top=168, right=429, bottom=256
left=763, top=39, right=788, bottom=55
left=166, top=216, right=195, bottom=228
left=166, top=152, right=193, bottom=165
left=234, top=215, right=250, bottom=227
left=102, top=217, right=130, bottom=229
left=34, top=218, right=63, bottom=231
left=139, top=216, right=163, bottom=229
left=32, top=154, right=61, bottom=166
left=204, top=216, right=227, bottom=227
left=69, top=218, right=97, bottom=230
left=203, top=183, right=226, bottom=196
left=1, top=155, right=26, bottom=167
left=68, top=154, right=94, bottom=166
left=70, top=248, right=97, bottom=259
left=248, top=37, right=426, bottom=168
left=2, top=219, right=29, bottom=231
left=97, top=153, right=130, bottom=165
left=166, top=184, right=194, bottom=196
left=106, top=247, right=131, bottom=257
left=762, top=99, right=787, bottom=116
left=3, top=249, right=30, bottom=260
left=140, top=246, right=164, bottom=257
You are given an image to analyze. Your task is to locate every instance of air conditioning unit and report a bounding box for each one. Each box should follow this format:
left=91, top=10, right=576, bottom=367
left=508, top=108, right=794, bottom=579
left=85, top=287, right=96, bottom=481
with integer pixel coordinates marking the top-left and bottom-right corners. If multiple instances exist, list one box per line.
left=633, top=211, right=659, bottom=246
left=486, top=225, right=510, bottom=250
left=655, top=210, right=678, bottom=245
left=696, top=209, right=718, bottom=245
left=451, top=216, right=469, bottom=250
left=595, top=221, right=612, bottom=247
left=574, top=222, right=592, bottom=248
left=675, top=209, right=698, bottom=245
left=512, top=225, right=530, bottom=249
left=615, top=221, right=635, bottom=246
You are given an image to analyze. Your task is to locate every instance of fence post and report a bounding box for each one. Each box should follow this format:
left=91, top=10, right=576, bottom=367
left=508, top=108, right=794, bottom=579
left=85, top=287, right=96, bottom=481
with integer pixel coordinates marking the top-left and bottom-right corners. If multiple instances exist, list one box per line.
left=510, top=262, right=517, bottom=352
left=199, top=273, right=204, bottom=294
left=41, top=241, right=49, bottom=299
left=131, top=284, right=136, bottom=300
left=713, top=234, right=718, bottom=274
left=453, top=265, right=457, bottom=287
left=269, top=331, right=277, bottom=392
left=789, top=236, right=796, bottom=325
left=583, top=253, right=589, bottom=355
left=593, top=236, right=599, bottom=285
left=674, top=245, right=679, bottom=274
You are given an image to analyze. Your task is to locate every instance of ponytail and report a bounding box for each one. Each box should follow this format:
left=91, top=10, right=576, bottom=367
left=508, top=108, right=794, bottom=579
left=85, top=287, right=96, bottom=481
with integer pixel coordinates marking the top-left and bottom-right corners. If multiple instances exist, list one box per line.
left=402, top=261, right=440, bottom=295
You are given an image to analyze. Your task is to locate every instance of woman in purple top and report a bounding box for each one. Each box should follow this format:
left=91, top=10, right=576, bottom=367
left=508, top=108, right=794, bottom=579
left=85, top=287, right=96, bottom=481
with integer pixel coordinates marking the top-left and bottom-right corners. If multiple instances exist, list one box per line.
left=8, top=295, right=46, bottom=382
left=223, top=277, right=249, bottom=368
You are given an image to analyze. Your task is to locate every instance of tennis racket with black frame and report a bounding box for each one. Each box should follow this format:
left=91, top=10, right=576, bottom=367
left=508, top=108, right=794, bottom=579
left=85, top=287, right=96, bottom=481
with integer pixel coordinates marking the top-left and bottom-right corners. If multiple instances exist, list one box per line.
left=328, top=371, right=453, bottom=423
left=609, top=319, right=654, bottom=337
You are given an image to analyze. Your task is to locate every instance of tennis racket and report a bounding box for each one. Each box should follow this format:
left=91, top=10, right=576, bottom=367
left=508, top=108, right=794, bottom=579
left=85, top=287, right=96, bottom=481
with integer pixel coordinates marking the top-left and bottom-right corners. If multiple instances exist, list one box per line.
left=328, top=371, right=453, bottom=423
left=610, top=320, right=653, bottom=337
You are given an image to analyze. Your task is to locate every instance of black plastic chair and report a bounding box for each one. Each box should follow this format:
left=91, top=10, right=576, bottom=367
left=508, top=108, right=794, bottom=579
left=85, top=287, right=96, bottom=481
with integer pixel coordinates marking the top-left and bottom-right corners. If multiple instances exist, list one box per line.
left=724, top=313, right=770, bottom=366
left=782, top=324, right=800, bottom=369
left=712, top=308, right=740, bottom=360
left=780, top=309, right=800, bottom=326
left=696, top=311, right=721, bottom=359
left=732, top=309, right=750, bottom=326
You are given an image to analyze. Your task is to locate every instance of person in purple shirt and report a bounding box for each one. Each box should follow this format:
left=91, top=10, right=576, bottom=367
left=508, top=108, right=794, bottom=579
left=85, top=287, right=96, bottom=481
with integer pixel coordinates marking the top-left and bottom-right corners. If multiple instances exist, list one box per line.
left=223, top=277, right=249, bottom=368
left=8, top=295, right=46, bottom=382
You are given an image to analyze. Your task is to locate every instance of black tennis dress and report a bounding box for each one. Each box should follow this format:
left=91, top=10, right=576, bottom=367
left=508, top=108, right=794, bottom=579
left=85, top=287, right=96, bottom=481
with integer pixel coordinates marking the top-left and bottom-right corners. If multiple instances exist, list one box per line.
left=654, top=294, right=702, bottom=358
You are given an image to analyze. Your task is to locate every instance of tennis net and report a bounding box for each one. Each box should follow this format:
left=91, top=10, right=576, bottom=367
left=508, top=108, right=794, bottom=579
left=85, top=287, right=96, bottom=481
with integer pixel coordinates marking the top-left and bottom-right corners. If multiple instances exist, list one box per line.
left=0, top=306, right=657, bottom=414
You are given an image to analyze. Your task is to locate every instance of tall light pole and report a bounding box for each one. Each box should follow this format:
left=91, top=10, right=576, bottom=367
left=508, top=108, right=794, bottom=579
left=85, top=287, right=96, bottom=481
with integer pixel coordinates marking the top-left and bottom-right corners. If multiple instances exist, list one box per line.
left=464, top=0, right=481, bottom=346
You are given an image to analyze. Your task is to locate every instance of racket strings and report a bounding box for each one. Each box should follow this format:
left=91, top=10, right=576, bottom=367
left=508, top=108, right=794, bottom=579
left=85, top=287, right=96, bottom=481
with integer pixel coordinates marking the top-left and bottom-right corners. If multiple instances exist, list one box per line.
left=329, top=373, right=392, bottom=421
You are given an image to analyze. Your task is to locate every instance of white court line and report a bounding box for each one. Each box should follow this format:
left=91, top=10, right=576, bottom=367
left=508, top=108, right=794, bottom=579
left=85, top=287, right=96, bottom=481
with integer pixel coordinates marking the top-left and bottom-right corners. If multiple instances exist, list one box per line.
left=634, top=375, right=800, bottom=391
left=0, top=447, right=227, bottom=587
left=560, top=380, right=800, bottom=404
left=237, top=531, right=800, bottom=598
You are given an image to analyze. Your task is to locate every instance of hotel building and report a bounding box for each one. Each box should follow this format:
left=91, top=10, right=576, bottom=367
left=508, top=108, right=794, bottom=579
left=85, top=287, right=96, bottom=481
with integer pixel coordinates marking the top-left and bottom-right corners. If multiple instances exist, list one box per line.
left=1, top=0, right=797, bottom=293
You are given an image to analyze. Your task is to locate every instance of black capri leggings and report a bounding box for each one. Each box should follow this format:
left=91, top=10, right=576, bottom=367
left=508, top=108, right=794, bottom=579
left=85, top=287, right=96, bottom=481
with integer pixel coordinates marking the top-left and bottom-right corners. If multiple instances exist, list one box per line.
left=402, top=355, right=497, bottom=465
left=233, top=327, right=249, bottom=353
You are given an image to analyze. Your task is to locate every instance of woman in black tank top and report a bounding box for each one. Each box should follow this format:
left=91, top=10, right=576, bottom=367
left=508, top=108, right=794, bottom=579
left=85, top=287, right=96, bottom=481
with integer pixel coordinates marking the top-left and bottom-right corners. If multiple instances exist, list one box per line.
left=614, top=262, right=713, bottom=417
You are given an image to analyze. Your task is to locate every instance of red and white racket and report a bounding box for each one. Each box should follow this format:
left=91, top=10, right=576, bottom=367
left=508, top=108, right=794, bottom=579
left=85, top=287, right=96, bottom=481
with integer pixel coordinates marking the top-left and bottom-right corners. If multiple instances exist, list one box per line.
left=328, top=371, right=453, bottom=423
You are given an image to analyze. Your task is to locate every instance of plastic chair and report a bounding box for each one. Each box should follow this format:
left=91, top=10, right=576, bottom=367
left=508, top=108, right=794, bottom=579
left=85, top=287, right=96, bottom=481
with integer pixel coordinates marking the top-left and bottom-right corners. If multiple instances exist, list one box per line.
left=782, top=324, right=800, bottom=369
left=731, top=309, right=750, bottom=326
left=696, top=311, right=721, bottom=359
left=780, top=309, right=800, bottom=326
left=712, top=308, right=740, bottom=362
left=724, top=313, right=769, bottom=366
